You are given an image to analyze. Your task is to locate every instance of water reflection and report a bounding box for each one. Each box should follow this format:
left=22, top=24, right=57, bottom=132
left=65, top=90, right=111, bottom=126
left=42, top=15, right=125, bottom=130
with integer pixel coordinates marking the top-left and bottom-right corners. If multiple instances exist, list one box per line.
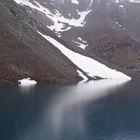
left=45, top=79, right=130, bottom=137
left=0, top=79, right=132, bottom=140
left=19, top=84, right=36, bottom=94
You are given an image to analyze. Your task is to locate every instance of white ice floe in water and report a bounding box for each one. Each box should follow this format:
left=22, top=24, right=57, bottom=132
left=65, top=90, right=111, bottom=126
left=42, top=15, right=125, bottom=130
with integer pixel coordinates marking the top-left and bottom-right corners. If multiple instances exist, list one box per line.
left=18, top=78, right=37, bottom=86
left=13, top=0, right=91, bottom=33
left=38, top=31, right=131, bottom=80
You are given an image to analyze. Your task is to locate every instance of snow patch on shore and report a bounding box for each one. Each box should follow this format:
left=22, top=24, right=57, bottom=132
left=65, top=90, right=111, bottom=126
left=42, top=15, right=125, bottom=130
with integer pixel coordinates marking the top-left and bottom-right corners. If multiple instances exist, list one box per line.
left=18, top=78, right=37, bottom=86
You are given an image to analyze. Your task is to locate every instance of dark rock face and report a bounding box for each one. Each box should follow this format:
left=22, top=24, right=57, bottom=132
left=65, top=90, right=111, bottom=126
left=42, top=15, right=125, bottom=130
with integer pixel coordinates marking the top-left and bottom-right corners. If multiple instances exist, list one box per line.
left=0, top=0, right=81, bottom=85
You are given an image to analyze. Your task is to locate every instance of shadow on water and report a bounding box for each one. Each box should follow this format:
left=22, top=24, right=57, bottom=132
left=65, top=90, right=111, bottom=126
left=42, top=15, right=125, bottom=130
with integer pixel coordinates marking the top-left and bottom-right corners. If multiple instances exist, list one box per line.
left=1, top=79, right=140, bottom=140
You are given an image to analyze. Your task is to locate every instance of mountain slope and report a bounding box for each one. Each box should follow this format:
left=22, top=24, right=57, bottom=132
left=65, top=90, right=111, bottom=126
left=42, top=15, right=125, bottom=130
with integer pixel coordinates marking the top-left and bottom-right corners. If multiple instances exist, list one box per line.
left=0, top=0, right=137, bottom=85
left=13, top=0, right=140, bottom=79
left=0, top=0, right=81, bottom=85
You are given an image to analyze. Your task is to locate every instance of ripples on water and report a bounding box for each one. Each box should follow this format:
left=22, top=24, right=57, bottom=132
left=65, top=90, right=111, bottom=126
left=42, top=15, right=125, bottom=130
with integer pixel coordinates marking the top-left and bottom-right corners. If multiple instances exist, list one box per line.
left=1, top=79, right=140, bottom=140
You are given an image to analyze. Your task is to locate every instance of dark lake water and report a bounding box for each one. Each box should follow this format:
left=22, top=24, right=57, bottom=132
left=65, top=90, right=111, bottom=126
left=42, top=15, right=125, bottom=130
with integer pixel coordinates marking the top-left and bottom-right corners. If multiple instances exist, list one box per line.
left=0, top=79, right=140, bottom=140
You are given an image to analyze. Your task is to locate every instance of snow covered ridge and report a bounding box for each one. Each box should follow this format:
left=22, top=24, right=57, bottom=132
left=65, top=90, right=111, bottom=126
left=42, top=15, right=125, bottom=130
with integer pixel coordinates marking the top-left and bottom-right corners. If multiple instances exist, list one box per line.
left=37, top=31, right=131, bottom=80
left=13, top=0, right=92, bottom=34
left=18, top=78, right=37, bottom=86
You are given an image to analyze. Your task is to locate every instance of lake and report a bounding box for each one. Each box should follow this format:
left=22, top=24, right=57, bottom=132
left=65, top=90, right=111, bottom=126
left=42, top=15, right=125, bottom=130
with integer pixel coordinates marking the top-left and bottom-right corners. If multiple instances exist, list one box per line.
left=0, top=79, right=140, bottom=140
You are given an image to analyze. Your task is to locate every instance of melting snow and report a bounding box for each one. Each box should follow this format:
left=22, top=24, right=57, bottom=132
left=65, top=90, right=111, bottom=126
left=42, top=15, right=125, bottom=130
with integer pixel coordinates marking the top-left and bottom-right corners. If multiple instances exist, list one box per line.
left=115, top=0, right=140, bottom=3
left=115, top=21, right=125, bottom=30
left=14, top=0, right=91, bottom=34
left=71, top=0, right=79, bottom=5
left=115, top=21, right=122, bottom=27
left=38, top=31, right=131, bottom=80
left=68, top=13, right=71, bottom=16
left=88, top=0, right=93, bottom=9
left=115, top=0, right=119, bottom=3
left=119, top=5, right=124, bottom=8
left=73, top=41, right=87, bottom=49
left=77, top=70, right=88, bottom=81
left=77, top=37, right=87, bottom=44
left=72, top=37, right=88, bottom=49
left=18, top=78, right=37, bottom=86
left=48, top=78, right=130, bottom=133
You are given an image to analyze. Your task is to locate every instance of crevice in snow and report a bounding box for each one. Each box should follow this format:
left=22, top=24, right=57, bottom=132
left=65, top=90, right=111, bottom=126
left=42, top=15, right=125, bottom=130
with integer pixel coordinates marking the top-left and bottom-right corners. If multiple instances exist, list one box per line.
left=37, top=31, right=131, bottom=80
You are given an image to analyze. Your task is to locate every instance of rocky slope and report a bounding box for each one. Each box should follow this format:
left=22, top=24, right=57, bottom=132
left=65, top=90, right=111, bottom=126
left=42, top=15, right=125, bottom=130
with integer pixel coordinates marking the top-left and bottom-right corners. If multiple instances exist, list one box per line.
left=0, top=0, right=139, bottom=85
left=14, top=0, right=140, bottom=79
left=0, top=0, right=82, bottom=85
